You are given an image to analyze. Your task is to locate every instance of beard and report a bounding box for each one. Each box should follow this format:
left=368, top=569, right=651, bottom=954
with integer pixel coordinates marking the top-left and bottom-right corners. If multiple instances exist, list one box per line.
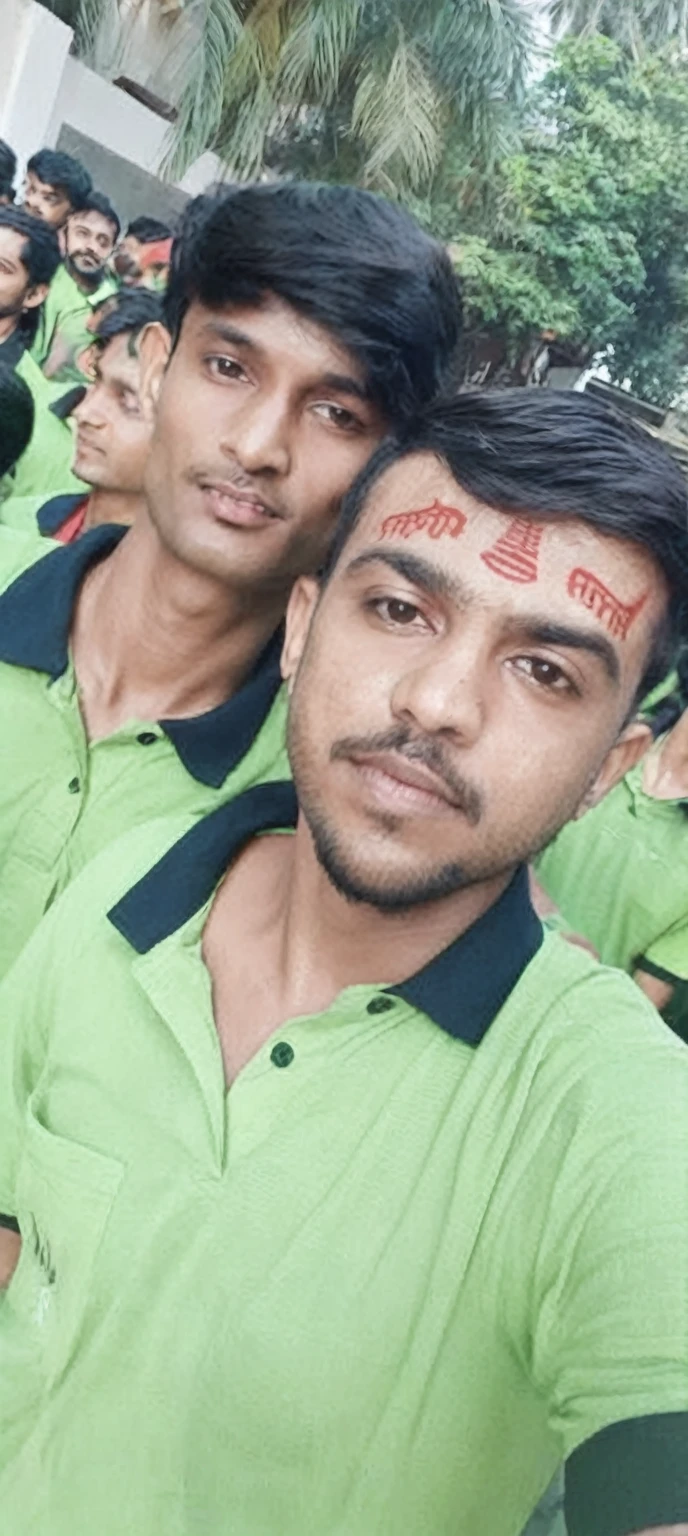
left=66, top=251, right=105, bottom=284
left=0, top=298, right=23, bottom=322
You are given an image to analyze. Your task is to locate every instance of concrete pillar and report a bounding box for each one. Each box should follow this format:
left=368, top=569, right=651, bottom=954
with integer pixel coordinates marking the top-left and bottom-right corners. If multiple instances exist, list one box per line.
left=0, top=0, right=73, bottom=176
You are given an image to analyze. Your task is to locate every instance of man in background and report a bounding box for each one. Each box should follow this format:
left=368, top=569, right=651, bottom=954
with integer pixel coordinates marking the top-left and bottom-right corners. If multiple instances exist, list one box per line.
left=0, top=366, right=33, bottom=479
left=32, top=190, right=120, bottom=381
left=21, top=148, right=92, bottom=231
left=0, top=207, right=82, bottom=505
left=35, top=288, right=163, bottom=542
left=0, top=141, right=17, bottom=206
left=113, top=216, right=173, bottom=289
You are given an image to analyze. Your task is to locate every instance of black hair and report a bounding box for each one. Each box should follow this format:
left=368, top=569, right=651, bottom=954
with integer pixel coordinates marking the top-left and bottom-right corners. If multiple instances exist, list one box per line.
left=94, top=287, right=164, bottom=355
left=126, top=216, right=172, bottom=244
left=26, top=149, right=92, bottom=212
left=0, top=140, right=16, bottom=189
left=323, top=389, right=688, bottom=703
left=164, top=182, right=462, bottom=430
left=0, top=364, right=34, bottom=477
left=0, top=182, right=16, bottom=204
left=77, top=191, right=121, bottom=242
left=645, top=646, right=688, bottom=738
left=0, top=205, right=60, bottom=288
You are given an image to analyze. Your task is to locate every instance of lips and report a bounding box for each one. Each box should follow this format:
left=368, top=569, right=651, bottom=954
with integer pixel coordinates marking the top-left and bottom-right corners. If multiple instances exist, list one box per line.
left=200, top=481, right=282, bottom=530
left=348, top=751, right=461, bottom=813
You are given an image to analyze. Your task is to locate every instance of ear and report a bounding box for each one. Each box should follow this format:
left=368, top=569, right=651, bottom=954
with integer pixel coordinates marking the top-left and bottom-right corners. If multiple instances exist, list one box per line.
left=575, top=718, right=652, bottom=818
left=281, top=577, right=321, bottom=690
left=23, top=282, right=49, bottom=312
left=137, top=322, right=171, bottom=420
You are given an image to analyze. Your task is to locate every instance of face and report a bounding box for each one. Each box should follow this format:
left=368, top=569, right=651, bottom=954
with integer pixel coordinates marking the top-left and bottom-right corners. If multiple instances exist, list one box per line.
left=113, top=234, right=143, bottom=286
left=65, top=210, right=117, bottom=281
left=283, top=453, right=662, bottom=910
left=72, top=333, right=152, bottom=492
left=0, top=227, right=36, bottom=321
left=140, top=296, right=386, bottom=593
left=22, top=172, right=72, bottom=229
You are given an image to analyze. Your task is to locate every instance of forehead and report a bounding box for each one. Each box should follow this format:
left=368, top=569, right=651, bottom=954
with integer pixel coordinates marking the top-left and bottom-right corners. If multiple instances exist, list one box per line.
left=344, top=449, right=669, bottom=648
left=98, top=331, right=140, bottom=384
left=0, top=227, right=26, bottom=267
left=181, top=296, right=367, bottom=384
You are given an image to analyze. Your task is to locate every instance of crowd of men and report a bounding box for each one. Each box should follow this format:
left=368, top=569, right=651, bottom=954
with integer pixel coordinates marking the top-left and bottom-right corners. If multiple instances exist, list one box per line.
left=0, top=135, right=686, bottom=1536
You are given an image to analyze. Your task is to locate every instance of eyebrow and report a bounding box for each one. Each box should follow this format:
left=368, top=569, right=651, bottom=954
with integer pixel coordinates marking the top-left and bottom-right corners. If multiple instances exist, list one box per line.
left=344, top=547, right=621, bottom=684
left=199, top=321, right=370, bottom=402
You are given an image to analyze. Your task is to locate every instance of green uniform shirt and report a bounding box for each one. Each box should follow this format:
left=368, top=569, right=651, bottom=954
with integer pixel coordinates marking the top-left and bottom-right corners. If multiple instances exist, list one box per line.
left=537, top=756, right=688, bottom=1038
left=0, top=525, right=288, bottom=980
left=0, top=337, right=85, bottom=515
left=0, top=781, right=687, bottom=1536
left=30, top=262, right=117, bottom=383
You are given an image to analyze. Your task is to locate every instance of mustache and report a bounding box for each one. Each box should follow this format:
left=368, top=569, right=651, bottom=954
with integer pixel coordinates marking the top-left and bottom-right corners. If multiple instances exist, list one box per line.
left=330, top=725, right=483, bottom=825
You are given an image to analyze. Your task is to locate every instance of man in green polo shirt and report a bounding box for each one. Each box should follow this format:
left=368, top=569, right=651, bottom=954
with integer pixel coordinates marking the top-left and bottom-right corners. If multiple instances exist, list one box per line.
left=536, top=658, right=688, bottom=1042
left=31, top=191, right=119, bottom=383
left=0, top=182, right=462, bottom=984
left=0, top=389, right=687, bottom=1536
left=0, top=207, right=84, bottom=504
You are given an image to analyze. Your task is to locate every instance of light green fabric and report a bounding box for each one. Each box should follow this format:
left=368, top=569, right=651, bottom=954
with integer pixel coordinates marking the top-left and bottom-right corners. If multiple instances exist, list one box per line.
left=0, top=349, right=85, bottom=513
left=537, top=754, right=688, bottom=1014
left=30, top=263, right=117, bottom=383
left=0, top=838, right=686, bottom=1536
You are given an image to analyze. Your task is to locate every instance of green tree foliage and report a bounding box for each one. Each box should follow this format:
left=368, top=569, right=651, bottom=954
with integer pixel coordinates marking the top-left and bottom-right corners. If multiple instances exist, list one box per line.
left=419, top=36, right=688, bottom=403
left=551, top=0, right=688, bottom=56
left=164, top=0, right=535, bottom=189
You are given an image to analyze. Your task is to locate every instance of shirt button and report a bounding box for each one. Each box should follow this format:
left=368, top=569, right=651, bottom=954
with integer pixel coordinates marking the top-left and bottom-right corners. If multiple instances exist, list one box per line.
left=270, top=1041, right=294, bottom=1069
left=367, top=995, right=395, bottom=1015
left=67, top=776, right=81, bottom=794
left=137, top=732, right=158, bottom=746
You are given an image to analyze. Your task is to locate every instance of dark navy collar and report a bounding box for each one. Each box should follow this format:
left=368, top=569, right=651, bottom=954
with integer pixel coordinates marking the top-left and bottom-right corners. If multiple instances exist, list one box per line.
left=0, top=327, right=26, bottom=369
left=37, top=492, right=88, bottom=538
left=108, top=781, right=543, bottom=1046
left=0, top=527, right=283, bottom=788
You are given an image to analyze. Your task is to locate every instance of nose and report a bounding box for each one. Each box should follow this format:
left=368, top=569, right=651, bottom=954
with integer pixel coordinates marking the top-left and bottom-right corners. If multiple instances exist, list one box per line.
left=222, top=391, right=291, bottom=478
left=390, top=634, right=486, bottom=748
left=74, top=385, right=106, bottom=430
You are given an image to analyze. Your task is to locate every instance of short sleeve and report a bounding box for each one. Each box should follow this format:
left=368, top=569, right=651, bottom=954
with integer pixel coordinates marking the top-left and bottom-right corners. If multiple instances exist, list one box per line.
left=641, top=913, right=688, bottom=984
left=526, top=989, right=688, bottom=1536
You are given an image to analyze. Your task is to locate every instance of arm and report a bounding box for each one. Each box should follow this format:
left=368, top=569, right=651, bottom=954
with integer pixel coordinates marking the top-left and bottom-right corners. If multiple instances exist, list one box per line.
left=633, top=967, right=676, bottom=1013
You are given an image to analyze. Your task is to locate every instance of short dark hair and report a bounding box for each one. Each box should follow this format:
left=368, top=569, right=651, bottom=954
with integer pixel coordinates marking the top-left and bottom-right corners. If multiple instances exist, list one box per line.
left=0, top=140, right=16, bottom=188
left=94, top=287, right=164, bottom=355
left=324, top=389, right=688, bottom=702
left=78, top=190, right=121, bottom=242
left=164, top=182, right=462, bottom=429
left=0, top=206, right=60, bottom=286
left=126, top=216, right=172, bottom=244
left=0, top=364, right=34, bottom=477
left=27, top=149, right=92, bottom=212
left=0, top=182, right=16, bottom=204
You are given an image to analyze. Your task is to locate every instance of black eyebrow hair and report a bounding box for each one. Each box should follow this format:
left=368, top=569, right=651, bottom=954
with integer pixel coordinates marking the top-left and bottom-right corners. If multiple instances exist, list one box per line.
left=344, top=547, right=622, bottom=684
left=199, top=321, right=371, bottom=401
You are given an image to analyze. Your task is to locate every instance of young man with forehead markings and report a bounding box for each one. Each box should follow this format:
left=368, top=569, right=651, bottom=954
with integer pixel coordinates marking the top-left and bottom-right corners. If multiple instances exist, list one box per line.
left=0, top=391, right=686, bottom=1536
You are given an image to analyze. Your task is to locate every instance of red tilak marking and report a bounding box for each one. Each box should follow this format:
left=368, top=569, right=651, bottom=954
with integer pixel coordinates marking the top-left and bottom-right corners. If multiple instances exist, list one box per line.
left=567, top=568, right=648, bottom=640
left=379, top=501, right=467, bottom=541
left=480, top=519, right=543, bottom=584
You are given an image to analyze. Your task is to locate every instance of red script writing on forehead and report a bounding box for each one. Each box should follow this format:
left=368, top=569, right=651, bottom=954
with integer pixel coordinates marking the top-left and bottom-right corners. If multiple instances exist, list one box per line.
left=480, top=519, right=543, bottom=584
left=378, top=501, right=467, bottom=541
left=568, top=568, right=648, bottom=640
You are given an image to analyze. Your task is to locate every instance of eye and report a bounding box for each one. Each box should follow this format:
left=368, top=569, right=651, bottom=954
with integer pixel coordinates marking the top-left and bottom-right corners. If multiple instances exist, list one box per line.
left=512, top=656, right=576, bottom=693
left=368, top=596, right=430, bottom=631
left=206, top=356, right=247, bottom=382
left=119, top=390, right=141, bottom=416
left=312, top=403, right=362, bottom=432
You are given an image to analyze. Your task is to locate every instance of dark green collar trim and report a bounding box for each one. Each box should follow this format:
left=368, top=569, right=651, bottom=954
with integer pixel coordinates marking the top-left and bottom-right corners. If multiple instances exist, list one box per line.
left=0, top=528, right=282, bottom=788
left=108, top=781, right=543, bottom=1046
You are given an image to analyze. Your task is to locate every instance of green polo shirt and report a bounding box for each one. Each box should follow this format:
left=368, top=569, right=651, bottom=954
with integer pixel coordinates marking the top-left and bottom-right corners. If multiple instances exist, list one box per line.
left=30, top=262, right=118, bottom=383
left=0, top=336, right=85, bottom=515
left=537, top=755, right=688, bottom=1039
left=0, top=525, right=288, bottom=980
left=0, top=781, right=687, bottom=1536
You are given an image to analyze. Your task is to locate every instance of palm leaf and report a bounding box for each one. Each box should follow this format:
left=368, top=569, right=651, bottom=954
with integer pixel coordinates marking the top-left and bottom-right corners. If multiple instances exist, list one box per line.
left=352, top=30, right=445, bottom=190
left=163, top=0, right=244, bottom=178
left=276, top=0, right=364, bottom=104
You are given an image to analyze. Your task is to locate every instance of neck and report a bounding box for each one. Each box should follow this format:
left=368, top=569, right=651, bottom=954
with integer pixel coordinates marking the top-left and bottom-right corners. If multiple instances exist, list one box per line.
left=82, top=486, right=147, bottom=532
left=70, top=509, right=286, bottom=734
left=645, top=709, right=688, bottom=798
left=0, top=312, right=19, bottom=346
left=264, top=818, right=512, bottom=1019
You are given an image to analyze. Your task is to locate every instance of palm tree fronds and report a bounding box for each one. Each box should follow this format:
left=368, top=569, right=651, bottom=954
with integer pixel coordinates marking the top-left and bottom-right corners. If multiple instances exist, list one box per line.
left=352, top=32, right=445, bottom=190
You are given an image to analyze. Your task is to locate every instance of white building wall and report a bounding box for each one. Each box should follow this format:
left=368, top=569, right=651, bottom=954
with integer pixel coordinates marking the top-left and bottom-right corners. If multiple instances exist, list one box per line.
left=0, top=0, right=72, bottom=174
left=46, top=56, right=169, bottom=175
